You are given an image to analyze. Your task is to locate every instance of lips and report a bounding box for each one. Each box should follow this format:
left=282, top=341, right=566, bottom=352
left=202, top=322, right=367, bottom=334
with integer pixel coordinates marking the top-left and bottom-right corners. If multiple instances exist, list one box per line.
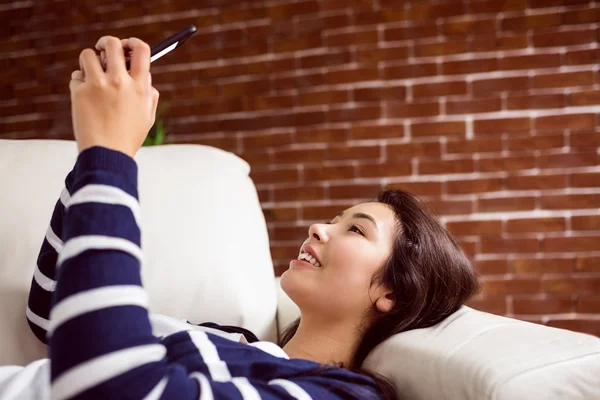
left=299, top=244, right=321, bottom=265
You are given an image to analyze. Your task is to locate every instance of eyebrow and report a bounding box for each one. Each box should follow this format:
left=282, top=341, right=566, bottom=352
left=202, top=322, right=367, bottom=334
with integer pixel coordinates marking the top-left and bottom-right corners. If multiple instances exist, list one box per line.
left=336, top=210, right=379, bottom=231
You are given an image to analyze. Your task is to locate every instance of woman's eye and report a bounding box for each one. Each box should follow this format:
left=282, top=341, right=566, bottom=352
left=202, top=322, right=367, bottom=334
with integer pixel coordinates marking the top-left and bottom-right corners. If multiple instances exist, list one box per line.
left=324, top=220, right=332, bottom=225
left=349, top=225, right=364, bottom=236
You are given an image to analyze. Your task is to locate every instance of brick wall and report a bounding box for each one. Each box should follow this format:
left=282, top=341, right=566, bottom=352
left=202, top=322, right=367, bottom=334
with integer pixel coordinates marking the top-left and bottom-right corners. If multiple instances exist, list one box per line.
left=1, top=0, right=599, bottom=336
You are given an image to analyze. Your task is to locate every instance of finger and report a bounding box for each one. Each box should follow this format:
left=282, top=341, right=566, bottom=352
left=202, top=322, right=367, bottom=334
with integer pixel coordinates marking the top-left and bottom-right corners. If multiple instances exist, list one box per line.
left=96, top=36, right=127, bottom=76
left=122, top=37, right=151, bottom=83
left=70, top=70, right=84, bottom=92
left=79, top=48, right=104, bottom=84
left=149, top=88, right=160, bottom=127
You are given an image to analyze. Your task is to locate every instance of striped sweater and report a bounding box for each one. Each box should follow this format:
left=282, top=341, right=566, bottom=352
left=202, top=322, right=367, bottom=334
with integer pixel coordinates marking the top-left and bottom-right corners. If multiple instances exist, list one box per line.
left=26, top=146, right=382, bottom=400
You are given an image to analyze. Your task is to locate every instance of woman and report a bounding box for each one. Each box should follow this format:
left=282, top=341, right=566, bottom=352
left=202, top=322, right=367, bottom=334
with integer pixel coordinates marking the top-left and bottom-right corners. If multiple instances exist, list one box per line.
left=20, top=36, right=478, bottom=400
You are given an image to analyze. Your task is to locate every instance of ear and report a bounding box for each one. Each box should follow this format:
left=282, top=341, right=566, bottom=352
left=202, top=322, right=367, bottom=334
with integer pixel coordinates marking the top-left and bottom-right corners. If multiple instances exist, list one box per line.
left=375, top=290, right=396, bottom=313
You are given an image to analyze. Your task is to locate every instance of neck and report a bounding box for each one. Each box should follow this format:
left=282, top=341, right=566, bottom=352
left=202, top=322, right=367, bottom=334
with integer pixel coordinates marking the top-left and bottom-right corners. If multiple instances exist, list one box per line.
left=282, top=314, right=362, bottom=367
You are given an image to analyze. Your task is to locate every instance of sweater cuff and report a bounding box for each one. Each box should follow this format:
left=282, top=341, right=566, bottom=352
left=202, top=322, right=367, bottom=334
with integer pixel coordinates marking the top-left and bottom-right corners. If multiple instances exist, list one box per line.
left=72, top=146, right=138, bottom=190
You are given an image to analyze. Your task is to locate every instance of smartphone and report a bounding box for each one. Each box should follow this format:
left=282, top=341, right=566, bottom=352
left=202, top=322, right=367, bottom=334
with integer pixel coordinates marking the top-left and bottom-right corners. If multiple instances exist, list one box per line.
left=124, top=25, right=197, bottom=70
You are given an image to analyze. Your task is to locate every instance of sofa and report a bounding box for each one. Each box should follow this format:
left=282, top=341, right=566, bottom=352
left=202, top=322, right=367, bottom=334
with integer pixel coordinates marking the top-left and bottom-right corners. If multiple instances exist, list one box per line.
left=0, top=138, right=599, bottom=399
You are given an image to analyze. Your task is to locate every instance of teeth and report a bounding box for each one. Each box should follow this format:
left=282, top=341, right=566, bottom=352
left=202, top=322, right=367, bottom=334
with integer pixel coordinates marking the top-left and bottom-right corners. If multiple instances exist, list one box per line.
left=298, top=252, right=321, bottom=267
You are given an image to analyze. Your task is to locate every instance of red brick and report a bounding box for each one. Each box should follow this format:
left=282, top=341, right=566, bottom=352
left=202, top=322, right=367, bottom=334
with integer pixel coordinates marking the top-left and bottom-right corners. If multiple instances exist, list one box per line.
left=411, top=121, right=465, bottom=138
left=242, top=132, right=293, bottom=149
left=221, top=7, right=267, bottom=23
left=356, top=162, right=413, bottom=178
left=566, top=49, right=600, bottom=65
left=222, top=79, right=270, bottom=97
left=570, top=90, right=600, bottom=106
left=354, top=86, right=407, bottom=102
left=506, top=174, right=567, bottom=190
left=483, top=278, right=542, bottom=295
left=222, top=41, right=269, bottom=59
left=529, top=0, right=590, bottom=8
left=272, top=226, right=309, bottom=241
left=476, top=259, right=509, bottom=275
left=426, top=199, right=474, bottom=215
left=239, top=150, right=272, bottom=167
left=513, top=297, right=573, bottom=314
left=506, top=134, right=565, bottom=151
left=512, top=258, right=574, bottom=274
left=539, top=152, right=599, bottom=169
left=571, top=172, right=600, bottom=188
left=576, top=257, right=600, bottom=273
left=479, top=156, right=536, bottom=172
left=447, top=138, right=503, bottom=154
left=383, top=62, right=438, bottom=79
left=478, top=197, right=536, bottom=212
left=387, top=141, right=441, bottom=159
left=357, top=46, right=410, bottom=64
left=441, top=58, right=498, bottom=75
left=482, top=237, right=541, bottom=254
left=547, top=319, right=600, bottom=336
left=446, top=178, right=505, bottom=194
left=564, top=6, right=600, bottom=24
left=507, top=94, right=566, bottom=109
left=296, top=128, right=348, bottom=143
left=413, top=81, right=467, bottom=98
left=302, top=204, right=354, bottom=221
left=447, top=220, right=503, bottom=236
left=328, top=105, right=381, bottom=122
left=467, top=296, right=508, bottom=314
left=577, top=295, right=600, bottom=314
left=385, top=181, right=443, bottom=197
left=410, top=2, right=466, bottom=20
left=353, top=8, right=407, bottom=25
left=329, top=184, right=382, bottom=200
left=350, top=125, right=405, bottom=140
left=273, top=148, right=327, bottom=164
left=534, top=71, right=595, bottom=89
left=541, top=194, right=600, bottom=210
left=419, top=159, right=475, bottom=175
left=297, top=90, right=349, bottom=107
left=326, top=29, right=378, bottom=47
left=383, top=22, right=438, bottom=41
left=326, top=67, right=379, bottom=84
left=474, top=118, right=531, bottom=134
left=501, top=54, right=561, bottom=70
left=501, top=12, right=562, bottom=31
left=273, top=185, right=326, bottom=202
left=533, top=29, right=595, bottom=48
left=268, top=1, right=319, bottom=20
left=273, top=72, right=324, bottom=91
left=262, top=207, right=297, bottom=223
left=470, top=35, right=529, bottom=52
left=274, top=36, right=323, bottom=53
left=304, top=165, right=355, bottom=182
left=507, top=218, right=566, bottom=233
left=415, top=40, right=469, bottom=57
left=271, top=111, right=326, bottom=128
left=446, top=98, right=502, bottom=114
left=571, top=132, right=600, bottom=148
left=543, top=276, right=600, bottom=294
left=470, top=0, right=527, bottom=13
left=472, top=76, right=530, bottom=96
left=270, top=245, right=301, bottom=261
left=295, top=13, right=351, bottom=34
left=246, top=94, right=294, bottom=111
left=441, top=17, right=496, bottom=36
left=458, top=238, right=478, bottom=256
left=328, top=145, right=380, bottom=161
left=572, top=215, right=600, bottom=231
left=385, top=101, right=440, bottom=118
left=299, top=49, right=352, bottom=69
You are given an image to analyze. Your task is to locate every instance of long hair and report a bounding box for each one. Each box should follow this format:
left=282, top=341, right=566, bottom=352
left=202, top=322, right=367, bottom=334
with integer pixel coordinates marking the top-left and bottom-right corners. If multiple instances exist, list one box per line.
left=279, top=188, right=480, bottom=398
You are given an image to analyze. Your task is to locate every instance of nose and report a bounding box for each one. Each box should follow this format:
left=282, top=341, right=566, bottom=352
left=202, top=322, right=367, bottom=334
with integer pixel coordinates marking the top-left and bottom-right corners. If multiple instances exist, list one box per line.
left=308, top=222, right=329, bottom=243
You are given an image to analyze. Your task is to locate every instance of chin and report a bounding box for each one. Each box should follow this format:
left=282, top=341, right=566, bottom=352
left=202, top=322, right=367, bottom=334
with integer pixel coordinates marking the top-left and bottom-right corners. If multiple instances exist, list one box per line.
left=280, top=267, right=312, bottom=309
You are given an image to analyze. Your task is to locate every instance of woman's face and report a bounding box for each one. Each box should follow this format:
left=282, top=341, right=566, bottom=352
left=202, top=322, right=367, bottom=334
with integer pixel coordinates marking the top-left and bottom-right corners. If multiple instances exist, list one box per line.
left=280, top=202, right=397, bottom=323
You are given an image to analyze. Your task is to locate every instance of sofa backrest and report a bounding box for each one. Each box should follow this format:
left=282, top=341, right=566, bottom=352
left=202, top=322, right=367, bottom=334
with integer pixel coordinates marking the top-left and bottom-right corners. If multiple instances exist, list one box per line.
left=0, top=139, right=278, bottom=366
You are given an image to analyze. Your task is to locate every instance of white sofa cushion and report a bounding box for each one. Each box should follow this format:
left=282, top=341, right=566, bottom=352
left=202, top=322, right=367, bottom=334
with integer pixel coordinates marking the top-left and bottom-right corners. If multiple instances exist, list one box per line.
left=276, top=280, right=600, bottom=399
left=0, top=139, right=277, bottom=366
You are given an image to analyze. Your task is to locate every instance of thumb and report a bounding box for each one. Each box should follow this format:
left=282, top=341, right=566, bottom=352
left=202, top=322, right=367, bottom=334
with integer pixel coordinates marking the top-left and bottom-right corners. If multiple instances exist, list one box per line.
left=69, top=70, right=84, bottom=93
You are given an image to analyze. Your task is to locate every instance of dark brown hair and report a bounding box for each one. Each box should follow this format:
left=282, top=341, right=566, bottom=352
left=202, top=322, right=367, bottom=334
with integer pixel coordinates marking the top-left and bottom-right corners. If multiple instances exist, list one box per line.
left=279, top=188, right=480, bottom=399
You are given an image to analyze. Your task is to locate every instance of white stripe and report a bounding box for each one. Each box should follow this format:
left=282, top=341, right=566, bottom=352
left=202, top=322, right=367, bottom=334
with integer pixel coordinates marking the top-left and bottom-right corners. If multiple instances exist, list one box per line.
left=142, top=376, right=169, bottom=400
left=232, top=377, right=261, bottom=400
left=49, top=286, right=148, bottom=334
left=51, top=344, right=166, bottom=400
left=46, top=225, right=64, bottom=253
left=25, top=306, right=50, bottom=331
left=34, top=265, right=56, bottom=292
left=66, top=184, right=141, bottom=227
left=188, top=331, right=232, bottom=382
left=269, top=379, right=312, bottom=400
left=60, top=187, right=71, bottom=207
left=190, top=373, right=214, bottom=400
left=57, top=235, right=143, bottom=268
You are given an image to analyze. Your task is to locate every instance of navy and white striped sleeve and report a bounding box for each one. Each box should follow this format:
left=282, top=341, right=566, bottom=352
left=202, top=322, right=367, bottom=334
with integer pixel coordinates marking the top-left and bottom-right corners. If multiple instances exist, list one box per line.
left=48, top=146, right=381, bottom=400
